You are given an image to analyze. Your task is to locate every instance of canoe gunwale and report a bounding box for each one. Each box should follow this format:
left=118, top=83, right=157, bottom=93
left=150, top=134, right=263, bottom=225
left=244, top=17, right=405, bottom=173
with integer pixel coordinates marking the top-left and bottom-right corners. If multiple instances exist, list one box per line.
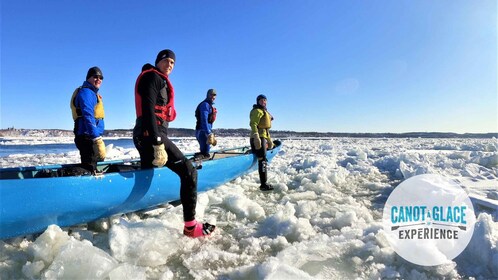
left=0, top=141, right=277, bottom=180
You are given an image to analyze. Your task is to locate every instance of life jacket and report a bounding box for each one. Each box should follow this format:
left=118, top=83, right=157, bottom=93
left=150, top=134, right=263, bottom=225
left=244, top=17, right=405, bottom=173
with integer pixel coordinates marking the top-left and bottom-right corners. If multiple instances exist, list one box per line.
left=70, top=86, right=105, bottom=121
left=195, top=101, right=217, bottom=129
left=209, top=106, right=217, bottom=123
left=256, top=107, right=272, bottom=129
left=134, top=68, right=176, bottom=124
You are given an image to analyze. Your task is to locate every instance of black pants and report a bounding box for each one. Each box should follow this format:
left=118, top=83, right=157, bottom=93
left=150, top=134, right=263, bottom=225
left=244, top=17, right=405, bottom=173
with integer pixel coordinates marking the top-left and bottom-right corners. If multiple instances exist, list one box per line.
left=134, top=134, right=198, bottom=222
left=74, top=135, right=97, bottom=172
left=250, top=137, right=268, bottom=185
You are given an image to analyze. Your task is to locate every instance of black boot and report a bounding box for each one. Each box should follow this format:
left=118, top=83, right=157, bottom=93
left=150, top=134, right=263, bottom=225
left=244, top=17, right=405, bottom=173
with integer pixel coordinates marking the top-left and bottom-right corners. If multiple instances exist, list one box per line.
left=260, top=183, right=274, bottom=191
left=193, top=152, right=210, bottom=160
left=258, top=160, right=273, bottom=191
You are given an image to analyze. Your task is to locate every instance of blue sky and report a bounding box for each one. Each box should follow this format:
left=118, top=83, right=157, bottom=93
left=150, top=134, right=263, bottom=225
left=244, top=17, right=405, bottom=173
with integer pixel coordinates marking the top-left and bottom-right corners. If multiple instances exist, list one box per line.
left=1, top=0, right=496, bottom=133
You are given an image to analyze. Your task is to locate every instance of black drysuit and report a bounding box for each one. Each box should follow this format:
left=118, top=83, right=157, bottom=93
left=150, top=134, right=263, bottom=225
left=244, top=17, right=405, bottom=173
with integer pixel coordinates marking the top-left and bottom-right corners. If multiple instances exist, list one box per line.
left=133, top=64, right=197, bottom=222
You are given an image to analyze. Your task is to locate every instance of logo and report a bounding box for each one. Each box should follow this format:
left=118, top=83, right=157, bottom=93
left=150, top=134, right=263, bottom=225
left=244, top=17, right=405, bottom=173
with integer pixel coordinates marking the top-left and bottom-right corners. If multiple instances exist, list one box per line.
left=382, top=174, right=476, bottom=266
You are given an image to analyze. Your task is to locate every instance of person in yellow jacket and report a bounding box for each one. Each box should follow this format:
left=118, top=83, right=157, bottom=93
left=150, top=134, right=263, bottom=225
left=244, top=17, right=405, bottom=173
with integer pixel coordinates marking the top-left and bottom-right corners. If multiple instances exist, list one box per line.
left=70, top=66, right=106, bottom=173
left=249, top=94, right=274, bottom=191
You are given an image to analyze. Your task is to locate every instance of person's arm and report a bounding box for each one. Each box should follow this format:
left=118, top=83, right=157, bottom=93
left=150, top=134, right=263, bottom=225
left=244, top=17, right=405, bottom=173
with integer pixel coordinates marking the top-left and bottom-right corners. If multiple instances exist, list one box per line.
left=199, top=102, right=211, bottom=134
left=249, top=109, right=264, bottom=149
left=76, top=88, right=99, bottom=138
left=249, top=109, right=263, bottom=135
left=138, top=72, right=162, bottom=145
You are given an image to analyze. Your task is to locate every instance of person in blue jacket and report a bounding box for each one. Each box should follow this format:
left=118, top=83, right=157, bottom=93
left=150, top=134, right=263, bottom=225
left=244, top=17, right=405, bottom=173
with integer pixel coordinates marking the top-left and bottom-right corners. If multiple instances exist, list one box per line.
left=194, top=89, right=217, bottom=159
left=70, top=66, right=106, bottom=173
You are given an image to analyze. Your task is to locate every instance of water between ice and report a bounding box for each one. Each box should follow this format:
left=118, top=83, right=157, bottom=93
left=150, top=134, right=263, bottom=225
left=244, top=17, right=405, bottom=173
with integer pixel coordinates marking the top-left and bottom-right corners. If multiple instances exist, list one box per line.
left=0, top=138, right=136, bottom=157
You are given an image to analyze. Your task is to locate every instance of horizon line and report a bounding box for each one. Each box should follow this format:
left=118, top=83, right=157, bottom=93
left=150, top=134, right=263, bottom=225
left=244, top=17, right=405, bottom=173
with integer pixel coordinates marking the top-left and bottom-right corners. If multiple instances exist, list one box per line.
left=1, top=127, right=497, bottom=135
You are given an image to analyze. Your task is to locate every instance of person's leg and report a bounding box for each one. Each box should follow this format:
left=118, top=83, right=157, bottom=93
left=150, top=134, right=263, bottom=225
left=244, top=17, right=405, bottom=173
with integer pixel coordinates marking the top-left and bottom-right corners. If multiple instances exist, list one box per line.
left=258, top=159, right=267, bottom=184
left=75, top=135, right=97, bottom=172
left=196, top=130, right=210, bottom=155
left=251, top=137, right=273, bottom=191
left=162, top=137, right=215, bottom=237
left=258, top=138, right=273, bottom=190
left=163, top=137, right=198, bottom=221
left=133, top=136, right=154, bottom=169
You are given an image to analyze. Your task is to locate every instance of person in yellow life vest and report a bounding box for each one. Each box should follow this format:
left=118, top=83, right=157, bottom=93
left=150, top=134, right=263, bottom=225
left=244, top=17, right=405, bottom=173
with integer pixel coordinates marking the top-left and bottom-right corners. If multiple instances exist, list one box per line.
left=70, top=66, right=106, bottom=173
left=249, top=94, right=274, bottom=191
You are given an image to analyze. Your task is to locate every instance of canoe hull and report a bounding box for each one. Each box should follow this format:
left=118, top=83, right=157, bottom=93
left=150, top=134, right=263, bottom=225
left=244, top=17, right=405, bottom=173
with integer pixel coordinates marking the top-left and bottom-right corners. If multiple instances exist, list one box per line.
left=0, top=141, right=281, bottom=239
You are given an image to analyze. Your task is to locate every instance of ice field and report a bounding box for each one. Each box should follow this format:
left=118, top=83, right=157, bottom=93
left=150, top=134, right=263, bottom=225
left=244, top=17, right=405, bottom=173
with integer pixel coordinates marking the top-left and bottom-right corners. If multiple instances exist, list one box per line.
left=0, top=137, right=497, bottom=279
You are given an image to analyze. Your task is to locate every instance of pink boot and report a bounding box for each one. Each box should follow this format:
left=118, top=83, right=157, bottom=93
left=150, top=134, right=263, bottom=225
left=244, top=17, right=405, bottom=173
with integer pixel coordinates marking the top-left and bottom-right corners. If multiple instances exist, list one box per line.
left=184, top=220, right=216, bottom=238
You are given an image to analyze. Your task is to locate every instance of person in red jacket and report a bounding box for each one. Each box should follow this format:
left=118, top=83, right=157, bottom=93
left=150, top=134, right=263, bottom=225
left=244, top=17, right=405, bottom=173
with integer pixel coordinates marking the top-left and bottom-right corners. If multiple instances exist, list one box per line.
left=133, top=49, right=215, bottom=238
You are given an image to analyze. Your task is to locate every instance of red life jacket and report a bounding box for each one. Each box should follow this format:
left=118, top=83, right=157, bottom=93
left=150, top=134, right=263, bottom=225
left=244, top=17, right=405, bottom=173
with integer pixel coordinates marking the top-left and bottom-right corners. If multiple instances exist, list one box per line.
left=134, top=68, right=177, bottom=124
left=209, top=106, right=217, bottom=123
left=195, top=101, right=217, bottom=130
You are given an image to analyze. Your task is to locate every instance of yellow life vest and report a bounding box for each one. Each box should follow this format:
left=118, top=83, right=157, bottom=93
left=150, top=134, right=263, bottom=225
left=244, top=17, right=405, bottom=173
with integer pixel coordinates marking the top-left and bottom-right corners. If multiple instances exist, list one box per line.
left=70, top=87, right=105, bottom=121
left=258, top=109, right=272, bottom=129
left=250, top=107, right=273, bottom=140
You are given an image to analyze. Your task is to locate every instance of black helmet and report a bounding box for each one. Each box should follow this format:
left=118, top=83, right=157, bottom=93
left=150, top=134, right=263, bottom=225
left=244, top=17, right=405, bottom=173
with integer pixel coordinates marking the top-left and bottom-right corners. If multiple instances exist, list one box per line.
left=155, top=49, right=176, bottom=66
left=86, top=66, right=103, bottom=80
left=207, top=88, right=217, bottom=97
left=257, top=94, right=267, bottom=103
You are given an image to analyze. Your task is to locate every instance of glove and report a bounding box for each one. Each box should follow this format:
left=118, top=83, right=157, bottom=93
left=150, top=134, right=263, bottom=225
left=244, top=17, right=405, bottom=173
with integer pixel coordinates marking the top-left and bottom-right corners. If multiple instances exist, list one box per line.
left=152, top=143, right=167, bottom=167
left=93, top=137, right=106, bottom=161
left=251, top=133, right=262, bottom=150
left=267, top=138, right=274, bottom=149
left=207, top=133, right=217, bottom=146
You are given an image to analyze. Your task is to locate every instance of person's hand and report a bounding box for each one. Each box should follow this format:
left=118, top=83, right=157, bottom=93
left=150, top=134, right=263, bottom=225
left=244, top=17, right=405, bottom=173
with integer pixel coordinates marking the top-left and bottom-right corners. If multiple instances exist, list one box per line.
left=207, top=133, right=217, bottom=146
left=251, top=133, right=261, bottom=150
left=267, top=139, right=274, bottom=149
left=152, top=143, right=167, bottom=167
left=93, top=137, right=106, bottom=161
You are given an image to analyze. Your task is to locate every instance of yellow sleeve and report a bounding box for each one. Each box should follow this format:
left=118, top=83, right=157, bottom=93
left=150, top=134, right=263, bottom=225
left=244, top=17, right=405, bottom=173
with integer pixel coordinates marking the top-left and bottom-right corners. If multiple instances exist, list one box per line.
left=249, top=109, right=264, bottom=134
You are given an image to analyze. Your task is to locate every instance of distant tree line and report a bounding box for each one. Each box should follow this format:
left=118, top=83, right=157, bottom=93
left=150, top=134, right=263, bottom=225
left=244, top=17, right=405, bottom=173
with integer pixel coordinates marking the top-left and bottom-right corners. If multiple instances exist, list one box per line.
left=1, top=128, right=497, bottom=139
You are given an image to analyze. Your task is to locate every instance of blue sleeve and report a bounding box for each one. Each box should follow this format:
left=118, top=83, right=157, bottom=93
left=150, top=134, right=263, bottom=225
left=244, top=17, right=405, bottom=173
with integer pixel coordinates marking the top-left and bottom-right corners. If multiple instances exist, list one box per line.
left=198, top=102, right=212, bottom=133
left=75, top=88, right=100, bottom=138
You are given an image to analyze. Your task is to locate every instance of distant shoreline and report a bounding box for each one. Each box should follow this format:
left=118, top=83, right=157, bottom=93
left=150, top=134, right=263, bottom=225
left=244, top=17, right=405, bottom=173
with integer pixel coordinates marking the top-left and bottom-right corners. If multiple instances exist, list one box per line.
left=1, top=128, right=497, bottom=139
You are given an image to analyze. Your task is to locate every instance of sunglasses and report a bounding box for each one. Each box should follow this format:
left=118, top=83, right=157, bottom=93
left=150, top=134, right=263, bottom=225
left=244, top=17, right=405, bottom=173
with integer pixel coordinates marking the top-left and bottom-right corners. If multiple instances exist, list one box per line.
left=92, top=75, right=104, bottom=80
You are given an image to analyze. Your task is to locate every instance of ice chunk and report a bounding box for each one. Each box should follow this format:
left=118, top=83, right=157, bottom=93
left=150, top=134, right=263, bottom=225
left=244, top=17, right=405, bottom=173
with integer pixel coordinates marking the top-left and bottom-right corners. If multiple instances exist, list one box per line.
left=456, top=213, right=498, bottom=278
left=224, top=194, right=266, bottom=221
left=21, top=261, right=45, bottom=279
left=43, top=239, right=118, bottom=279
left=109, top=219, right=181, bottom=266
left=27, top=225, right=71, bottom=265
left=257, top=203, right=315, bottom=242
left=228, top=257, right=315, bottom=280
left=108, top=263, right=146, bottom=280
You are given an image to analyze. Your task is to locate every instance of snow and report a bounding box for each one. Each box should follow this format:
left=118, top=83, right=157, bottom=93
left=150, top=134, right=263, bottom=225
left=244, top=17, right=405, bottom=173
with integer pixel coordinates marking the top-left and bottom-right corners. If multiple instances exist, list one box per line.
left=0, top=136, right=497, bottom=279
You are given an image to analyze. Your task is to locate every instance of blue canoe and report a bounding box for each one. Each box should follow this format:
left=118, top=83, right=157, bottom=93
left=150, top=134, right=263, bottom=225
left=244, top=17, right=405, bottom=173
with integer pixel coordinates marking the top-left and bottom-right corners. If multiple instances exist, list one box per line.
left=0, top=140, right=282, bottom=239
